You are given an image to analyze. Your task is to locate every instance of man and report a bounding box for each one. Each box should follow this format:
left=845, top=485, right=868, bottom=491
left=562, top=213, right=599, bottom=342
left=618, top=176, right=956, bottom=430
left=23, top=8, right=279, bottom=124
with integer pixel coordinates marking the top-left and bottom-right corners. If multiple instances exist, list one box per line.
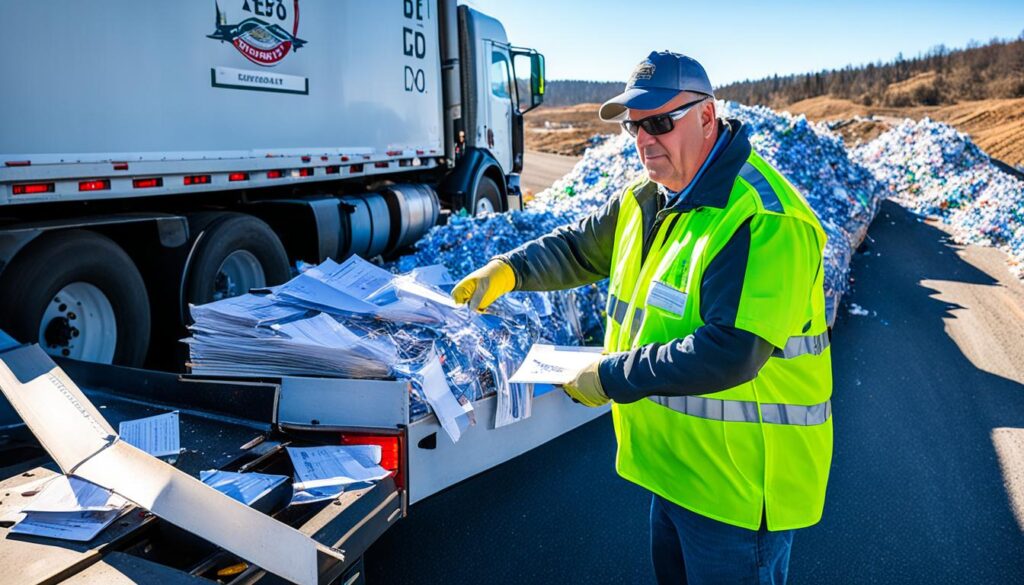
left=452, top=51, right=832, bottom=584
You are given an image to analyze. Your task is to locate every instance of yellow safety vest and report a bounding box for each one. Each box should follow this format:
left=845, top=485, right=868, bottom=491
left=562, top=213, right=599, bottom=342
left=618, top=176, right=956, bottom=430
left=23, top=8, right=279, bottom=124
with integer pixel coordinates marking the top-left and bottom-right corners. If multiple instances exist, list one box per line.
left=606, top=151, right=833, bottom=530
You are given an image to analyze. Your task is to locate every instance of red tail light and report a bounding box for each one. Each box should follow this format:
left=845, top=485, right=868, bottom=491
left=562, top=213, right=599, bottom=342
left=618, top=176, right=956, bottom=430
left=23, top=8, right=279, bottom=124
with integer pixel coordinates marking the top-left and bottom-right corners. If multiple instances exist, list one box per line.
left=374, top=161, right=389, bottom=168
left=298, top=167, right=313, bottom=177
left=12, top=182, right=54, bottom=195
left=349, top=164, right=364, bottom=173
left=184, top=175, right=211, bottom=185
left=267, top=170, right=284, bottom=179
left=325, top=165, right=340, bottom=175
left=113, top=162, right=129, bottom=171
left=340, top=432, right=405, bottom=490
left=229, top=172, right=249, bottom=182
left=79, top=179, right=110, bottom=192
left=132, top=177, right=162, bottom=189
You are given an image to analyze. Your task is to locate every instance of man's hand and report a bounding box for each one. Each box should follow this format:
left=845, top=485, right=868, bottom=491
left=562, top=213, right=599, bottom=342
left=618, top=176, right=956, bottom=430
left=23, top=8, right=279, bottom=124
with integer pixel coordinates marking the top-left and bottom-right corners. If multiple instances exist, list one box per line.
left=564, top=360, right=610, bottom=407
left=451, top=259, right=516, bottom=312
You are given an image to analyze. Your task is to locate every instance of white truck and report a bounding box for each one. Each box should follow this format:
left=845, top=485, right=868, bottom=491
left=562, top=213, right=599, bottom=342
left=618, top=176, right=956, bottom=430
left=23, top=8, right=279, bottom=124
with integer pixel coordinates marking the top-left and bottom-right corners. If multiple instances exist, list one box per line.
left=0, top=0, right=545, bottom=369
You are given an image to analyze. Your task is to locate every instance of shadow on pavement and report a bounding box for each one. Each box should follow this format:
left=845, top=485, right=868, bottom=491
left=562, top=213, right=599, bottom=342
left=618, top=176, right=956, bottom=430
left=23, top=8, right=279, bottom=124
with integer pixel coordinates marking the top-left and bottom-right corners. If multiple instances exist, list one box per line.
left=793, top=201, right=1024, bottom=584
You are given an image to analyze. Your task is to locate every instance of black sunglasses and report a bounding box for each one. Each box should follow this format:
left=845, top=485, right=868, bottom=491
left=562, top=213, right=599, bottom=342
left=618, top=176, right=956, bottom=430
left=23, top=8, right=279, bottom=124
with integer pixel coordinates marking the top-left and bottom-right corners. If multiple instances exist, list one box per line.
left=621, top=97, right=708, bottom=137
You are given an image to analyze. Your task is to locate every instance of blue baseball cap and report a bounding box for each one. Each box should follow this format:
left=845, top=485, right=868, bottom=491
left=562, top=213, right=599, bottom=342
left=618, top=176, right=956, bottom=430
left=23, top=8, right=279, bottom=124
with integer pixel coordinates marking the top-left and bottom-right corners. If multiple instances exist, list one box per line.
left=599, top=51, right=715, bottom=121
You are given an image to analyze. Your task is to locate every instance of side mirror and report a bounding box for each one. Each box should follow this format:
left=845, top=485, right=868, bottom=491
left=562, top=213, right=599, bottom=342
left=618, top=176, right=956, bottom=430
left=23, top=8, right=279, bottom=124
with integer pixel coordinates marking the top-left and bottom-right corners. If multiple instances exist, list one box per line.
left=529, top=53, right=545, bottom=110
left=512, top=48, right=545, bottom=114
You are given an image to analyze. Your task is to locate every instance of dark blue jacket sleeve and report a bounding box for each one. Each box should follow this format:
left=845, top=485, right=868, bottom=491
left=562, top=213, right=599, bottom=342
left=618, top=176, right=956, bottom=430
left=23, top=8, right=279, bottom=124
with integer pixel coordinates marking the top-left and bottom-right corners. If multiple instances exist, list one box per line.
left=597, top=219, right=776, bottom=403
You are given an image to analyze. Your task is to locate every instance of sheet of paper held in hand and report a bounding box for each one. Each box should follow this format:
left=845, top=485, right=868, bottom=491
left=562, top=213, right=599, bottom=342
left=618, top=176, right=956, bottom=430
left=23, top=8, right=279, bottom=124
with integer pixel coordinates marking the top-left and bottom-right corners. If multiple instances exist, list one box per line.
left=508, top=344, right=605, bottom=385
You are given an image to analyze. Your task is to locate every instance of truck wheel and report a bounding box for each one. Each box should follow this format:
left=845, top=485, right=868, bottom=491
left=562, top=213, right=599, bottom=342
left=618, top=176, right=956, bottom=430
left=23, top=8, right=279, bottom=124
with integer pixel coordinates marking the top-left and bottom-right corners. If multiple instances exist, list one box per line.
left=473, top=176, right=502, bottom=216
left=185, top=213, right=290, bottom=307
left=0, top=230, right=150, bottom=366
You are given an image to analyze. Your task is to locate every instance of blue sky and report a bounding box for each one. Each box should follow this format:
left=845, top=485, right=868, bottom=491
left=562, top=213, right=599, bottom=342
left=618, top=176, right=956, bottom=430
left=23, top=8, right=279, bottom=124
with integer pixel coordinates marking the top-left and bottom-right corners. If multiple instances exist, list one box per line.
left=465, top=0, right=1024, bottom=86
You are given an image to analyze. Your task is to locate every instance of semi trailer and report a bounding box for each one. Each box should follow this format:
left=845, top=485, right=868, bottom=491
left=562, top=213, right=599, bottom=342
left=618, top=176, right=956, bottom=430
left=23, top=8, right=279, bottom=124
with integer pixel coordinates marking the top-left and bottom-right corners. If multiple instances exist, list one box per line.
left=0, top=0, right=545, bottom=369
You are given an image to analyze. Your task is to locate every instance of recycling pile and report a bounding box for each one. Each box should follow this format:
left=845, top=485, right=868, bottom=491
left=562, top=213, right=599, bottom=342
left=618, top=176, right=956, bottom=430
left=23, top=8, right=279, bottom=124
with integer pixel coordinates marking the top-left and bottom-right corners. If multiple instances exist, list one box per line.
left=852, top=118, right=1024, bottom=277
left=401, top=100, right=885, bottom=324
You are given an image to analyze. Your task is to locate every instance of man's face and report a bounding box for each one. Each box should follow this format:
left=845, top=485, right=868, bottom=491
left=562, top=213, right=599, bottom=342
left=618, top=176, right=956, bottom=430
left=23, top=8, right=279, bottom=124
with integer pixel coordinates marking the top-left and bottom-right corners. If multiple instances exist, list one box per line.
left=628, top=92, right=716, bottom=192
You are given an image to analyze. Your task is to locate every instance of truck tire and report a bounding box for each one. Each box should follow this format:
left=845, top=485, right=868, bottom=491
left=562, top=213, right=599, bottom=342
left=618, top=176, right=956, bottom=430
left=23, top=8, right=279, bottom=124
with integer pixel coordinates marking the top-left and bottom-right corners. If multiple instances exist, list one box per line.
left=0, top=230, right=150, bottom=366
left=184, top=212, right=290, bottom=307
left=473, top=176, right=502, bottom=216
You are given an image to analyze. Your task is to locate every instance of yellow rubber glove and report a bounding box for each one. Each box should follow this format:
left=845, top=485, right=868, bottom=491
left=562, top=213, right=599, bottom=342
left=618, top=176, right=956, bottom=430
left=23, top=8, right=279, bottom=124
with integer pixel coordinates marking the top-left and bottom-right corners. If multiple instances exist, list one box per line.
left=563, top=360, right=610, bottom=407
left=451, top=259, right=516, bottom=312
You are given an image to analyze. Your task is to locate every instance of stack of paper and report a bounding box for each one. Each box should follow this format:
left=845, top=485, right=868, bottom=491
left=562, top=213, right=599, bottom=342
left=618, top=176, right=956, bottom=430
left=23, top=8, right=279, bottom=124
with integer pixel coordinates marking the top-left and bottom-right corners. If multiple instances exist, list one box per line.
left=11, top=476, right=129, bottom=542
left=185, top=256, right=550, bottom=434
left=189, top=292, right=309, bottom=336
left=187, top=312, right=396, bottom=378
left=288, top=445, right=392, bottom=505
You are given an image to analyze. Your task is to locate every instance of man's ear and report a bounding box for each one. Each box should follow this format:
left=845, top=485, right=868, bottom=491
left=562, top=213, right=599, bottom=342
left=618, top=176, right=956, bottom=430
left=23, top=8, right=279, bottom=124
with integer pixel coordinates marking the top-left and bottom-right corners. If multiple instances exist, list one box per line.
left=701, top=101, right=716, bottom=138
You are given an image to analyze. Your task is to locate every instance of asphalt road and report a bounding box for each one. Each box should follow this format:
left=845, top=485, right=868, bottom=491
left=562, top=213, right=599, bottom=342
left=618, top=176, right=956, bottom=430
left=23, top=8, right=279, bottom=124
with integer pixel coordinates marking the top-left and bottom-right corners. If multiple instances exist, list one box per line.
left=364, top=200, right=1024, bottom=583
left=520, top=150, right=580, bottom=195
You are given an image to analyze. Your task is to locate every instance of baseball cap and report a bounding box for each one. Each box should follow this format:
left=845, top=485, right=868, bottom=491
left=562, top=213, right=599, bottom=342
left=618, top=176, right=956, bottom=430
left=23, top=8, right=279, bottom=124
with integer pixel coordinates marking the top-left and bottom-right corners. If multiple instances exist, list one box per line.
left=599, top=51, right=715, bottom=121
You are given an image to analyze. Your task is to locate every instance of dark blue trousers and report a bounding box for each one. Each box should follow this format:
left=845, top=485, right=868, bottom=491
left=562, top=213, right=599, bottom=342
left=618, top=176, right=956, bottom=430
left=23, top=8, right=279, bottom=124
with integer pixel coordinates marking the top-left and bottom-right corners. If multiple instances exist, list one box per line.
left=650, top=494, right=795, bottom=584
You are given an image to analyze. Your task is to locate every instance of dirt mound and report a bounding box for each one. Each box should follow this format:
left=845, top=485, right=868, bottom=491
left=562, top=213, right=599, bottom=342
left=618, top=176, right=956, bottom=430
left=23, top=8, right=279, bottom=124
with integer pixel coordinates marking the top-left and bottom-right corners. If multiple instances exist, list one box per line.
left=526, top=98, right=1024, bottom=167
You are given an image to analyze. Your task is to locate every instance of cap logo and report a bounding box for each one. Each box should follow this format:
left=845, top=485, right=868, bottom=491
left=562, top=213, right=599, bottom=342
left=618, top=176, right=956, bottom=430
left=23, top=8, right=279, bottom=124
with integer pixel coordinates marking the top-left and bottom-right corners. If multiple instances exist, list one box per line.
left=629, top=61, right=656, bottom=85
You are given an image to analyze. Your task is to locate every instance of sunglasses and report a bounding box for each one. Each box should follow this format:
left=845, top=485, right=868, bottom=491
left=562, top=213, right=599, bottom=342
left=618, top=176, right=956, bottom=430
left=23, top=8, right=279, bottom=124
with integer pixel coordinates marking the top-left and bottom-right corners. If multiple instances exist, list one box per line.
left=621, top=97, right=708, bottom=137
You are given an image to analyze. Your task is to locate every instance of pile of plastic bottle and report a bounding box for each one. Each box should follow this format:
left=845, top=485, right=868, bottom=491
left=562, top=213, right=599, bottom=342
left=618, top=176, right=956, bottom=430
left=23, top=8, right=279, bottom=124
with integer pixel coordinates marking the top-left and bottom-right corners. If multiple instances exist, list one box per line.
left=852, top=118, right=1024, bottom=277
left=399, top=100, right=885, bottom=329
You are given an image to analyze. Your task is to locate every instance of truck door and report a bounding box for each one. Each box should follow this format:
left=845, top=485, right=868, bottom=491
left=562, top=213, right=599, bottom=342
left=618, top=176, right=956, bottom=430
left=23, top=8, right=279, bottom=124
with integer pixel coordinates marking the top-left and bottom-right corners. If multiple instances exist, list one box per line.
left=485, top=42, right=515, bottom=174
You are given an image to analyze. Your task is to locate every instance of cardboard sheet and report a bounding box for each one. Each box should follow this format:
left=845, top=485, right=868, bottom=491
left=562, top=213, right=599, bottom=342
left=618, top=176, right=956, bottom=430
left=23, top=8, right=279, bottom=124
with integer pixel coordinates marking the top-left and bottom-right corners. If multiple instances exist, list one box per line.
left=0, top=344, right=340, bottom=585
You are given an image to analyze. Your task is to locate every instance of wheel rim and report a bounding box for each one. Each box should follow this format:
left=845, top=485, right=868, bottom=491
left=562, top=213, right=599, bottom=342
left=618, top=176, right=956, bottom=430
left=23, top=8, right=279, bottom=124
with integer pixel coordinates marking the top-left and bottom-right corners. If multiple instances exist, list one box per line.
left=213, top=250, right=266, bottom=301
left=39, top=282, right=117, bottom=363
left=475, top=196, right=496, bottom=216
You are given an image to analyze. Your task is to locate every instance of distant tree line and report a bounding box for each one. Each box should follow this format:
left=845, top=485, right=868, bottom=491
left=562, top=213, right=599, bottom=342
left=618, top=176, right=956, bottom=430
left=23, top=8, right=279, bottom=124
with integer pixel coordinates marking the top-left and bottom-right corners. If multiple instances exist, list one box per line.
left=716, top=33, right=1024, bottom=108
left=535, top=80, right=623, bottom=107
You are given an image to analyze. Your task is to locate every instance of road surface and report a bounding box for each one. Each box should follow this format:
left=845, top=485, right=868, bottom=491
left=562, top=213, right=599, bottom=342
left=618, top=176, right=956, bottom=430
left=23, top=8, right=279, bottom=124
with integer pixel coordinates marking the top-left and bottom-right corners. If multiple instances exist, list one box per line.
left=520, top=150, right=579, bottom=195
left=365, top=201, right=1024, bottom=584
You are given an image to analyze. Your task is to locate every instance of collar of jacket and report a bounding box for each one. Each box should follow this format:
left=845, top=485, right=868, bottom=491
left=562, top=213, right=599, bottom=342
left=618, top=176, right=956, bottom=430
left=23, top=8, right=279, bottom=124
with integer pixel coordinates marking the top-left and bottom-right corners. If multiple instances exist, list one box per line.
left=655, top=118, right=752, bottom=212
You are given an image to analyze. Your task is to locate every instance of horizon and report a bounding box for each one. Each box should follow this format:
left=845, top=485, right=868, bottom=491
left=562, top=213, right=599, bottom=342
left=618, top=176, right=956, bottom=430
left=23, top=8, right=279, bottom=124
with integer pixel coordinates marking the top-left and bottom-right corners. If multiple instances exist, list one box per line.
left=464, top=0, right=1024, bottom=86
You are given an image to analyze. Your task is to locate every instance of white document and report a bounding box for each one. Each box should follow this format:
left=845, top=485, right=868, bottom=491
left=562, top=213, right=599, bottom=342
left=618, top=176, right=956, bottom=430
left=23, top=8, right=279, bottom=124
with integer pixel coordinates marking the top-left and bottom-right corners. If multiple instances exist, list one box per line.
left=200, top=470, right=289, bottom=507
left=0, top=344, right=338, bottom=585
left=290, top=484, right=346, bottom=506
left=12, top=474, right=129, bottom=542
left=11, top=509, right=123, bottom=542
left=288, top=445, right=391, bottom=492
left=326, top=256, right=395, bottom=301
left=23, top=475, right=127, bottom=513
left=509, top=344, right=606, bottom=385
left=418, top=352, right=473, bottom=443
left=409, top=264, right=455, bottom=287
left=118, top=411, right=181, bottom=458
left=274, top=273, right=379, bottom=314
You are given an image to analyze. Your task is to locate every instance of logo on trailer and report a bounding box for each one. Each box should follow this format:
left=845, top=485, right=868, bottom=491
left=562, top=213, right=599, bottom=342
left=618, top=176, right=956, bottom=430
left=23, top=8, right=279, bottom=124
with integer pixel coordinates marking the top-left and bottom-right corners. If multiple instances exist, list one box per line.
left=208, top=1, right=307, bottom=67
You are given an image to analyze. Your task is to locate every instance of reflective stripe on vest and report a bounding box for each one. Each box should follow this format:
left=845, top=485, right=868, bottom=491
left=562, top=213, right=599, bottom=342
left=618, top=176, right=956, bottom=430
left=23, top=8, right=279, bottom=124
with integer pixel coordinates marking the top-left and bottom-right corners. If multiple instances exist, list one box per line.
left=739, top=163, right=783, bottom=213
left=609, top=294, right=628, bottom=324
left=771, top=331, right=830, bottom=359
left=630, top=308, right=645, bottom=340
left=648, top=395, right=832, bottom=426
